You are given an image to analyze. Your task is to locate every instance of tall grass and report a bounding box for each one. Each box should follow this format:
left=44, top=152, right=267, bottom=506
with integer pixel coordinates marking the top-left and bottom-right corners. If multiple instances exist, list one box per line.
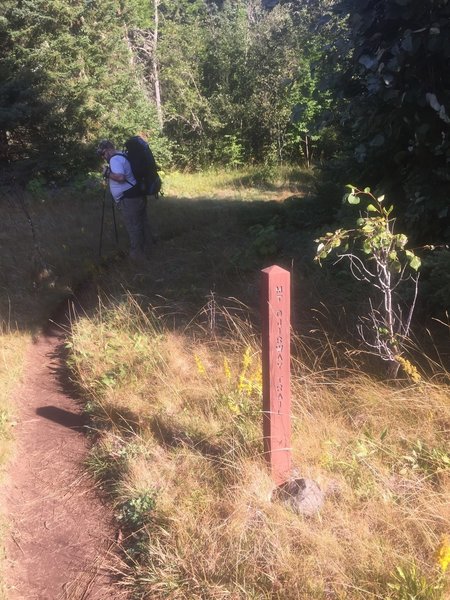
left=68, top=294, right=450, bottom=599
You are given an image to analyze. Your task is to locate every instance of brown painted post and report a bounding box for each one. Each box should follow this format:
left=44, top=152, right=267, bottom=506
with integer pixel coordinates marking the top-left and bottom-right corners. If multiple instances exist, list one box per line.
left=261, top=265, right=292, bottom=486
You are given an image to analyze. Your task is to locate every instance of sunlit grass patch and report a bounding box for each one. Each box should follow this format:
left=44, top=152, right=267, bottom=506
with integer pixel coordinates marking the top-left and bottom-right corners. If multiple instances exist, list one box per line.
left=68, top=294, right=450, bottom=599
left=164, top=165, right=314, bottom=200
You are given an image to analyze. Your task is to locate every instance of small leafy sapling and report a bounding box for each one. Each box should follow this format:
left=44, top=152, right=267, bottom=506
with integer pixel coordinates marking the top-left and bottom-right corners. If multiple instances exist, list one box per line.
left=315, top=186, right=421, bottom=379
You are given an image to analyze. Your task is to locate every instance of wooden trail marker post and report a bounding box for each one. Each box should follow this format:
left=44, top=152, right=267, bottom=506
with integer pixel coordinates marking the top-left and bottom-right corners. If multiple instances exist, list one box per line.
left=261, top=265, right=292, bottom=487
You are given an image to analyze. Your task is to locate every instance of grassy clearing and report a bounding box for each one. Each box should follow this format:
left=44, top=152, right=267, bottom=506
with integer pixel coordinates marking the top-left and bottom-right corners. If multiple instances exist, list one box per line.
left=164, top=165, right=315, bottom=200
left=68, top=295, right=450, bottom=599
left=0, top=167, right=315, bottom=596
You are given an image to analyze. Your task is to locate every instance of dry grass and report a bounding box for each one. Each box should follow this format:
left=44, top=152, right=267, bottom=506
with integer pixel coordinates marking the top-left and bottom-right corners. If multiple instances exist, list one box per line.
left=0, top=327, right=28, bottom=599
left=68, top=295, right=450, bottom=599
left=0, top=328, right=27, bottom=462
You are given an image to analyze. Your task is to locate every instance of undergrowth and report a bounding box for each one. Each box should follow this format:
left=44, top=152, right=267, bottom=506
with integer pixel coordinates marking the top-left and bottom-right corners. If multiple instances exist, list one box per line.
left=68, top=294, right=450, bottom=599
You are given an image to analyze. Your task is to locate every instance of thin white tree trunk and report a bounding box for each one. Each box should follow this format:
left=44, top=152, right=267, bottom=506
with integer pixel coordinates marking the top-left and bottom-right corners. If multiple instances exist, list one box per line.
left=153, top=0, right=163, bottom=129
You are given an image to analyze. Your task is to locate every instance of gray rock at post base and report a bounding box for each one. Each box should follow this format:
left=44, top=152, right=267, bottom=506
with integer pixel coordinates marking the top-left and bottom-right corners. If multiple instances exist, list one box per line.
left=273, top=478, right=324, bottom=517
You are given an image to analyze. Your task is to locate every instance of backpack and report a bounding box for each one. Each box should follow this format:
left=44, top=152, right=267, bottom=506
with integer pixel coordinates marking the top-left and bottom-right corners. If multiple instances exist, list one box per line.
left=120, top=136, right=162, bottom=198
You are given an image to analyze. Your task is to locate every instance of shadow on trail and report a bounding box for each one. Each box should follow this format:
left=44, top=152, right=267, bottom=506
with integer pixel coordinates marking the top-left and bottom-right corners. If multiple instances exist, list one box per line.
left=36, top=405, right=85, bottom=431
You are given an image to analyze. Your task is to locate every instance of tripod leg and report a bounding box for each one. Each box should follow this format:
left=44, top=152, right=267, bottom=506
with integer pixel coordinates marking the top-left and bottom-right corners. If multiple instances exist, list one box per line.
left=99, top=189, right=106, bottom=257
left=111, top=198, right=119, bottom=245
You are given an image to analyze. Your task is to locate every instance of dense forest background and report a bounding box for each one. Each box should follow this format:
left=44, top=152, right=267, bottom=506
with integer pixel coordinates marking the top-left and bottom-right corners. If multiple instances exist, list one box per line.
left=1, top=0, right=449, bottom=246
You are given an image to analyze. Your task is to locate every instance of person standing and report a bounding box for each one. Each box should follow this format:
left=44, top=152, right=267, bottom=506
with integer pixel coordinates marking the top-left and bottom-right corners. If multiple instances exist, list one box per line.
left=97, top=139, right=153, bottom=261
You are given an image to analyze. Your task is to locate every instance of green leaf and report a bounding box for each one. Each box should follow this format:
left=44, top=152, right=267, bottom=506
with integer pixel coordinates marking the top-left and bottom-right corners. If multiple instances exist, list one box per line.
left=394, top=234, right=408, bottom=249
left=377, top=194, right=385, bottom=203
left=367, top=204, right=377, bottom=212
left=364, top=187, right=371, bottom=193
left=409, top=255, right=421, bottom=271
left=391, top=259, right=402, bottom=273
left=347, top=193, right=360, bottom=205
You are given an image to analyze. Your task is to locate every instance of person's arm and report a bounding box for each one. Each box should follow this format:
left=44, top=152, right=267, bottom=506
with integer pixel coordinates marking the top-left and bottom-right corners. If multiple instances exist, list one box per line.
left=108, top=155, right=126, bottom=182
left=109, top=171, right=125, bottom=183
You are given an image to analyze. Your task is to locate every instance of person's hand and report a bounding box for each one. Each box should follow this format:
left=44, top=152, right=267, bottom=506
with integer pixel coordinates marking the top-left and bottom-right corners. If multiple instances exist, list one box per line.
left=102, top=165, right=110, bottom=180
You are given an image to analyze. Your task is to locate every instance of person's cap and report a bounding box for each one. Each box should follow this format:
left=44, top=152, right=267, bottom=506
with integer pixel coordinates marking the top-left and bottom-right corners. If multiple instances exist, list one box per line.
left=96, top=139, right=112, bottom=155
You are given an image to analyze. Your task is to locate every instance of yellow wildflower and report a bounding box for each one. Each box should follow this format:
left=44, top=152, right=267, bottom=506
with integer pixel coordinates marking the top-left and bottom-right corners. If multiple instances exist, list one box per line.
left=194, top=354, right=206, bottom=376
left=254, top=367, right=262, bottom=389
left=242, top=347, right=252, bottom=372
left=436, top=535, right=450, bottom=573
left=395, top=355, right=421, bottom=383
left=223, top=357, right=232, bottom=381
left=237, top=375, right=250, bottom=394
left=238, top=347, right=252, bottom=393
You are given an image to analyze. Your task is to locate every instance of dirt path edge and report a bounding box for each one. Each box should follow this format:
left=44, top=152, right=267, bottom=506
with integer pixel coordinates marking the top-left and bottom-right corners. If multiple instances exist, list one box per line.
left=3, top=288, right=127, bottom=600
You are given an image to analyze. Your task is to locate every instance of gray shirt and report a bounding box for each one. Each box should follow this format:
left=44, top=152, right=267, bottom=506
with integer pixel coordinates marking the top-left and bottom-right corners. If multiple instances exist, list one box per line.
left=109, top=154, right=136, bottom=201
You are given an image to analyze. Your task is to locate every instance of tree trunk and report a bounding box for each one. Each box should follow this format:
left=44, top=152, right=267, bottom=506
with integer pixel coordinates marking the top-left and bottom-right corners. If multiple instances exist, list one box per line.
left=304, top=134, right=311, bottom=169
left=387, top=360, right=400, bottom=379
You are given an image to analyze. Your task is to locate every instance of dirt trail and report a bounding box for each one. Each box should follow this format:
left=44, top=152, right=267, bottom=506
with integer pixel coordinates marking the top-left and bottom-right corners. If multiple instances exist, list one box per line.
left=4, top=307, right=126, bottom=599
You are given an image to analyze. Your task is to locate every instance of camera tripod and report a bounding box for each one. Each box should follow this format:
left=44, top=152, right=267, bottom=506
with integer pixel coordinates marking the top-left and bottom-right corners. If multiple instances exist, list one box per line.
left=98, top=184, right=119, bottom=258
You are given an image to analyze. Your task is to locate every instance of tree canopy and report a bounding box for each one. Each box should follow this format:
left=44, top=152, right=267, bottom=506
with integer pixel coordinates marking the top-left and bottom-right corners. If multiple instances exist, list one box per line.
left=0, top=0, right=448, bottom=243
left=0, top=0, right=165, bottom=177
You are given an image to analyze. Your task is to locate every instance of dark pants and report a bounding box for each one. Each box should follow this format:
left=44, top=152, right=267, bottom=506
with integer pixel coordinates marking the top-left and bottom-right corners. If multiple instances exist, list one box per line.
left=119, top=196, right=153, bottom=259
